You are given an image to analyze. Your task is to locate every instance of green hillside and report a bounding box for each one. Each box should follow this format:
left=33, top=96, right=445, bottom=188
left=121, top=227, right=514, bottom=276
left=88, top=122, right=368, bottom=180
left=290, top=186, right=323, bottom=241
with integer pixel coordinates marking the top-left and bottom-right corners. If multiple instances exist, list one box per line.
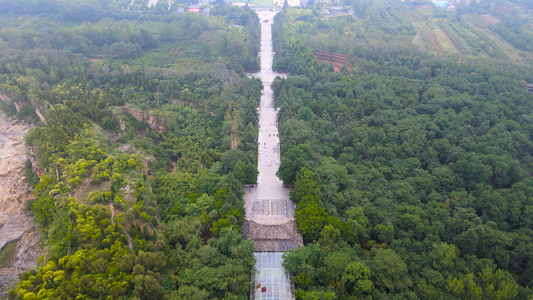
left=1, top=0, right=533, bottom=299
left=0, top=1, right=262, bottom=299
left=272, top=0, right=533, bottom=298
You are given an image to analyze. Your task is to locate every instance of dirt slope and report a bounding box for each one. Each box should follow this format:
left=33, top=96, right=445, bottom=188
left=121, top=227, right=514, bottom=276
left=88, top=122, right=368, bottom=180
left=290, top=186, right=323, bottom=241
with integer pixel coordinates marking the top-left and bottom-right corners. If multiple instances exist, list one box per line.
left=0, top=110, right=41, bottom=297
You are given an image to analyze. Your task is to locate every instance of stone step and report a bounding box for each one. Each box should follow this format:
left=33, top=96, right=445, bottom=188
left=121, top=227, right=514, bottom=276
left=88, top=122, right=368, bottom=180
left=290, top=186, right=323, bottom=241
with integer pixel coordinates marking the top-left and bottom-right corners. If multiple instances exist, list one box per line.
left=242, top=218, right=304, bottom=252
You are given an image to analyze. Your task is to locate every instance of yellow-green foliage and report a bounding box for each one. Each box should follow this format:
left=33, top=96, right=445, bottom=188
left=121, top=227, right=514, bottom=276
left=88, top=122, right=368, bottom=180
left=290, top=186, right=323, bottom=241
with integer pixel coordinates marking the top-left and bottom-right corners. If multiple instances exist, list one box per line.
left=92, top=154, right=141, bottom=185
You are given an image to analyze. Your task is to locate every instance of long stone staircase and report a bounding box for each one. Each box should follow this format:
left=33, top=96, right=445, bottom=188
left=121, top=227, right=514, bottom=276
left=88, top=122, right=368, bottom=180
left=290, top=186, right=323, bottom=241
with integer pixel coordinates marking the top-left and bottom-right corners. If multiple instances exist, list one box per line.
left=243, top=7, right=302, bottom=300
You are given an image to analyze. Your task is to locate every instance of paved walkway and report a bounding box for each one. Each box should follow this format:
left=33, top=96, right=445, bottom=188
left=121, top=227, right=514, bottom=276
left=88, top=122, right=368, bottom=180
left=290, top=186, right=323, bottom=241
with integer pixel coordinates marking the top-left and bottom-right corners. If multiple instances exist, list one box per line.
left=244, top=9, right=293, bottom=222
left=245, top=8, right=301, bottom=300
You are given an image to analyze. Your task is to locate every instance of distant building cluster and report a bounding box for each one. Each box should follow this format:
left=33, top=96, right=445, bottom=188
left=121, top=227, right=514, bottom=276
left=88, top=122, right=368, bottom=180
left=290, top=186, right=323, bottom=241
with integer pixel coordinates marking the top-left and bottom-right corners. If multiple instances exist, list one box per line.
left=172, top=0, right=290, bottom=15
left=432, top=0, right=456, bottom=11
left=321, top=6, right=357, bottom=19
left=175, top=5, right=211, bottom=16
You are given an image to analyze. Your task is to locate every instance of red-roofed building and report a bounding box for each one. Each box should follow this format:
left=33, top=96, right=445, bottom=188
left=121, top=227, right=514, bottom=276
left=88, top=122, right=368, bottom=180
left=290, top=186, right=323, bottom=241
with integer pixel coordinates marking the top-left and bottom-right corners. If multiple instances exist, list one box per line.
left=188, top=5, right=201, bottom=13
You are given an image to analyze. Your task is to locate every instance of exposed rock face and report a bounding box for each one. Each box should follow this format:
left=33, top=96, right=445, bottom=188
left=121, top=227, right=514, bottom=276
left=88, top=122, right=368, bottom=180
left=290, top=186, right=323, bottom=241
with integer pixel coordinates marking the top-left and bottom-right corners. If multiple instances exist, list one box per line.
left=120, top=107, right=166, bottom=133
left=0, top=94, right=11, bottom=106
left=117, top=114, right=126, bottom=131
left=28, top=99, right=48, bottom=125
left=0, top=110, right=41, bottom=297
left=27, top=146, right=43, bottom=177
left=0, top=94, right=48, bottom=125
left=33, top=108, right=47, bottom=125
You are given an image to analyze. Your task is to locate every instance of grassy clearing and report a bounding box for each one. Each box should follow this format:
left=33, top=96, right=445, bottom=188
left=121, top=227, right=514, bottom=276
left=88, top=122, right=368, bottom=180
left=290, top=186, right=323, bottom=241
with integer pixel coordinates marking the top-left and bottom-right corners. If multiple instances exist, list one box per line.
left=431, top=23, right=458, bottom=53
left=0, top=241, right=17, bottom=268
left=463, top=14, right=491, bottom=29
left=413, top=22, right=445, bottom=53
left=409, top=11, right=528, bottom=60
left=439, top=22, right=470, bottom=54
left=463, top=19, right=519, bottom=61
left=412, top=23, right=431, bottom=52
left=480, top=14, right=499, bottom=25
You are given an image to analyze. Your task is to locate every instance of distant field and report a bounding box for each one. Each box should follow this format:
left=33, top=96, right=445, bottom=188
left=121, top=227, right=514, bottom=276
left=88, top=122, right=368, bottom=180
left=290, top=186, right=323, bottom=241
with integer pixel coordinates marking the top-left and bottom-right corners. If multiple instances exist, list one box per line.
left=480, top=14, right=499, bottom=25
left=400, top=4, right=528, bottom=62
left=413, top=22, right=444, bottom=53
left=464, top=19, right=524, bottom=61
left=463, top=14, right=492, bottom=28
left=248, top=0, right=531, bottom=62
left=432, top=23, right=458, bottom=53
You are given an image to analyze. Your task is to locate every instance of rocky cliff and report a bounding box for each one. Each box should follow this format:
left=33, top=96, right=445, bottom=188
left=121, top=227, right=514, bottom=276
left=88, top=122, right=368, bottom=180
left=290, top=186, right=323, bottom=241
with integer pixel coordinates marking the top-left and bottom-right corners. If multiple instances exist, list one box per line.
left=0, top=110, right=41, bottom=297
left=119, top=107, right=166, bottom=133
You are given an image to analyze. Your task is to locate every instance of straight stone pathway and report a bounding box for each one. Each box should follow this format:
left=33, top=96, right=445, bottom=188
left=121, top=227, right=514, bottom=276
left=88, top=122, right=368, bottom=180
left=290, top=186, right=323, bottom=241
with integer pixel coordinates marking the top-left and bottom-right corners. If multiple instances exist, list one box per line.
left=244, top=7, right=303, bottom=300
left=243, top=8, right=303, bottom=252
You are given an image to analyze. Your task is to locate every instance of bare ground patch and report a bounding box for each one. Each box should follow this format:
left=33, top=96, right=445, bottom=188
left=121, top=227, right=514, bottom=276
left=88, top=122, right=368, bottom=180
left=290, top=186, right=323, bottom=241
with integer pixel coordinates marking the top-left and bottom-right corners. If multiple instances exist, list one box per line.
left=0, top=111, right=41, bottom=297
left=481, top=14, right=499, bottom=25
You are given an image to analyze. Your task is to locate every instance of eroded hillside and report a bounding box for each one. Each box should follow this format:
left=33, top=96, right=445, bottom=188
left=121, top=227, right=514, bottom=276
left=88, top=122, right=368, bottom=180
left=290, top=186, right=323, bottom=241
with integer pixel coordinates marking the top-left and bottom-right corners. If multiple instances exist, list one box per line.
left=0, top=110, right=41, bottom=297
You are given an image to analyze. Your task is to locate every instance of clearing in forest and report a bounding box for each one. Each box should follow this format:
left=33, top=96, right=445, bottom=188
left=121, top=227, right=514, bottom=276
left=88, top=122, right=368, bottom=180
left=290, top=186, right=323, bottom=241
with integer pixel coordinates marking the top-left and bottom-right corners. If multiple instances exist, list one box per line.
left=480, top=14, right=499, bottom=25
left=432, top=23, right=460, bottom=53
left=464, top=17, right=526, bottom=63
left=413, top=22, right=445, bottom=53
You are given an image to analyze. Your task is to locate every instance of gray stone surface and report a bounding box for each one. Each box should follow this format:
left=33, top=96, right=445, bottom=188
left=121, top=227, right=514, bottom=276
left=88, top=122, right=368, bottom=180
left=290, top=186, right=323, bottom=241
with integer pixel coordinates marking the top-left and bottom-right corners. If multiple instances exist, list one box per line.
left=243, top=219, right=303, bottom=252
left=243, top=10, right=303, bottom=253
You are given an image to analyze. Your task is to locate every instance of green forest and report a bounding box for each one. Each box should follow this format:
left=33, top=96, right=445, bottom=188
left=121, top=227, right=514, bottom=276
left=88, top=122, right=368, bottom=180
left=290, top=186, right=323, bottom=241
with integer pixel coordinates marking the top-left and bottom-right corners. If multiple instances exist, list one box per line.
left=0, top=0, right=533, bottom=299
left=272, top=1, right=533, bottom=299
left=1, top=0, right=261, bottom=298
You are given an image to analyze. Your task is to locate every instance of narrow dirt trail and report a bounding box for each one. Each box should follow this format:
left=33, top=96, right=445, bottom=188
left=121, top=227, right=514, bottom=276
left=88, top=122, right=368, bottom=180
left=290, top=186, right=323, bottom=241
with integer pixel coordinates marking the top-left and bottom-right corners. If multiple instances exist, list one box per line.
left=109, top=203, right=116, bottom=224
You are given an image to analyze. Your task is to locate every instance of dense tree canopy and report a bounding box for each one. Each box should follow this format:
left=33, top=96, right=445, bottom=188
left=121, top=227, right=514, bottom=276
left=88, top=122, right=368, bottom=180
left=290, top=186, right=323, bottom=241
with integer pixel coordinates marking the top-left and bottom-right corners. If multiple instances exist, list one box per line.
left=0, top=1, right=262, bottom=299
left=274, top=3, right=533, bottom=299
left=2, top=0, right=533, bottom=298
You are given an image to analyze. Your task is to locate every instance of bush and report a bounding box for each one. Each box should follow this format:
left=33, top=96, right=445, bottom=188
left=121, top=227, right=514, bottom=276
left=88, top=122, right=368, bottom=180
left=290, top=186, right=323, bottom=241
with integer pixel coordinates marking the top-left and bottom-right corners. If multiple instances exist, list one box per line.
left=23, top=159, right=40, bottom=187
